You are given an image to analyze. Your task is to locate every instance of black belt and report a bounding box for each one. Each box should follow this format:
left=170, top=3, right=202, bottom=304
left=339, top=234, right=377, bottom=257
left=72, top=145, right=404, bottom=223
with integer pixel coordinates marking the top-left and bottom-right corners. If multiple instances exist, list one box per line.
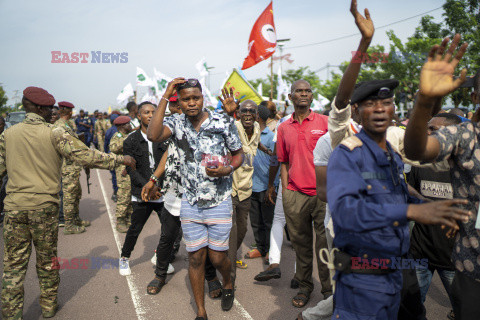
left=334, top=251, right=397, bottom=275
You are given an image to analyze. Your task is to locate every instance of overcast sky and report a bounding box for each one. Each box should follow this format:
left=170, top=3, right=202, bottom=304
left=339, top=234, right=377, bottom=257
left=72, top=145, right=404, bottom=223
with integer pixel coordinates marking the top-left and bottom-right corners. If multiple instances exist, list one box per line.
left=0, top=0, right=444, bottom=112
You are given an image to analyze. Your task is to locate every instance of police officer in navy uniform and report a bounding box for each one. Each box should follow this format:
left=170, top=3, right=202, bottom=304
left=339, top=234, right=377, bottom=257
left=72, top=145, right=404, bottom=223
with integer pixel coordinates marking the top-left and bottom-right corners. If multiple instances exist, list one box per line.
left=326, top=80, right=472, bottom=319
left=75, top=109, right=93, bottom=147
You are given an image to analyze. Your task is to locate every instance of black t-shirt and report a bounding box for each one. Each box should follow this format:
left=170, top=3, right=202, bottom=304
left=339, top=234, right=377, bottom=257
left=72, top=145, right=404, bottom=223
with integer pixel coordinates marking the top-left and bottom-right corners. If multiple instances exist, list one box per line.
left=408, top=166, right=455, bottom=270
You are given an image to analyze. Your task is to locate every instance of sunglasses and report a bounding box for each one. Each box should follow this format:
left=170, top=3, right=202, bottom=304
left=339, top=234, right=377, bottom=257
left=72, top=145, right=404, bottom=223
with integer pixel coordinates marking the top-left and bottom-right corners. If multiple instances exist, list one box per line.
left=176, top=78, right=200, bottom=91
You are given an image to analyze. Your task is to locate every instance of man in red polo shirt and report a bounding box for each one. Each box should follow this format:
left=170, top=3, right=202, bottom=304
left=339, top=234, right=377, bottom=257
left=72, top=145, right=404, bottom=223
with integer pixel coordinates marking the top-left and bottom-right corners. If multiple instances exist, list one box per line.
left=276, top=79, right=332, bottom=308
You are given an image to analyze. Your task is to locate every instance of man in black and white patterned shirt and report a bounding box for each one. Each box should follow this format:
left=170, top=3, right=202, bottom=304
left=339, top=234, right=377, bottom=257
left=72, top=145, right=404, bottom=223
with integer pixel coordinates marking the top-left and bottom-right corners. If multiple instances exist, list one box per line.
left=147, top=78, right=244, bottom=320
left=142, top=94, right=223, bottom=299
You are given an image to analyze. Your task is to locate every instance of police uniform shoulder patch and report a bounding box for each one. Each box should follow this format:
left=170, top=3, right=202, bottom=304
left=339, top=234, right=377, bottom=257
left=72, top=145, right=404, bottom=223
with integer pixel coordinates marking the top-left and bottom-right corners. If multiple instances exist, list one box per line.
left=340, top=136, right=363, bottom=151
left=116, top=133, right=122, bottom=137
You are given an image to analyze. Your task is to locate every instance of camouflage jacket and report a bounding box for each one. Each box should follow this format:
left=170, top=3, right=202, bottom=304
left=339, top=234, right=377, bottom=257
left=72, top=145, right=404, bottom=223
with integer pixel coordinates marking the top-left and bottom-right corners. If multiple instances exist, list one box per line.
left=109, top=131, right=127, bottom=155
left=0, top=113, right=124, bottom=210
left=54, top=118, right=81, bottom=169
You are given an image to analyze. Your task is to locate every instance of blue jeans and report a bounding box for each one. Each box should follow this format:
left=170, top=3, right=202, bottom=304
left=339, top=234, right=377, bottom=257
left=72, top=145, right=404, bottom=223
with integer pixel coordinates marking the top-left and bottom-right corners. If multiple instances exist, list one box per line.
left=416, top=266, right=455, bottom=308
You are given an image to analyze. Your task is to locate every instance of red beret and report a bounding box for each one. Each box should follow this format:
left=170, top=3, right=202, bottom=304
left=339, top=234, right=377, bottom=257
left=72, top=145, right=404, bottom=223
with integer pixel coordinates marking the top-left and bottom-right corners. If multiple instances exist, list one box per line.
left=113, top=115, right=131, bottom=125
left=23, top=86, right=55, bottom=106
left=169, top=93, right=178, bottom=102
left=58, top=101, right=75, bottom=108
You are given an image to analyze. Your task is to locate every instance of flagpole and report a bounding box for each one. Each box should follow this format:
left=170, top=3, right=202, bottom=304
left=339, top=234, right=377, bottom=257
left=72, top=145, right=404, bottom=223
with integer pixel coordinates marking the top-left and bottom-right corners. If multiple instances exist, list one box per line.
left=270, top=56, right=274, bottom=100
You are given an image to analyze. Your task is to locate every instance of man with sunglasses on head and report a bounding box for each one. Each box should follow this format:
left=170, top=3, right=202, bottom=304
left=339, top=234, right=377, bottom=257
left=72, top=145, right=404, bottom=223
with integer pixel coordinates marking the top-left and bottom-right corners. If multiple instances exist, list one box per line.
left=147, top=78, right=244, bottom=320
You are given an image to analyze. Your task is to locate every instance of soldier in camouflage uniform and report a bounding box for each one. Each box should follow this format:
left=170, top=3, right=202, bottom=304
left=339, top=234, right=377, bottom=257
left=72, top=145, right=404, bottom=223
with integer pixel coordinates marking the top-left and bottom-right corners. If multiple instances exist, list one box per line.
left=109, top=116, right=133, bottom=233
left=94, top=112, right=110, bottom=152
left=54, top=101, right=90, bottom=235
left=0, top=87, right=136, bottom=319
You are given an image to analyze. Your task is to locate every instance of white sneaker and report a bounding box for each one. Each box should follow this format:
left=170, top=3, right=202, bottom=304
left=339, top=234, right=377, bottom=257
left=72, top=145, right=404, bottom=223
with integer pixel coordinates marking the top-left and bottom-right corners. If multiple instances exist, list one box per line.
left=119, top=257, right=131, bottom=276
left=151, top=252, right=157, bottom=265
left=167, top=263, right=175, bottom=274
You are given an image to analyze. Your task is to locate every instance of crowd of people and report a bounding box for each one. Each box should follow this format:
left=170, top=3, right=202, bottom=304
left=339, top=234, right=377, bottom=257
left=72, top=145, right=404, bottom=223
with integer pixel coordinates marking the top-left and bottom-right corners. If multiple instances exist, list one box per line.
left=2, top=1, right=480, bottom=319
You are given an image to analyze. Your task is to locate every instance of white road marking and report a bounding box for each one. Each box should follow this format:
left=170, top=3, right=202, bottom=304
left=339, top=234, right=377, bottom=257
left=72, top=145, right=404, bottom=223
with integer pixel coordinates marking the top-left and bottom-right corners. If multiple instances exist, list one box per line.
left=96, top=169, right=147, bottom=320
left=96, top=169, right=253, bottom=320
left=235, top=300, right=254, bottom=320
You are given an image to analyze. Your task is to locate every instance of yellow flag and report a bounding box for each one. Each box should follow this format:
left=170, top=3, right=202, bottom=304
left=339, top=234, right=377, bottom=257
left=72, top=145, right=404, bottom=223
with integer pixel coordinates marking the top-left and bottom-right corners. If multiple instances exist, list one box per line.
left=108, top=106, right=112, bottom=114
left=222, top=69, right=263, bottom=105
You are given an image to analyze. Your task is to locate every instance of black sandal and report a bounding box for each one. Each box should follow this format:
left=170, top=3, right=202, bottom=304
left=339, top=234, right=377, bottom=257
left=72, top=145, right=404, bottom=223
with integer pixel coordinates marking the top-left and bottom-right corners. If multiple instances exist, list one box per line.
left=194, top=317, right=208, bottom=320
left=207, top=279, right=222, bottom=299
left=292, top=292, right=310, bottom=308
left=147, top=277, right=165, bottom=295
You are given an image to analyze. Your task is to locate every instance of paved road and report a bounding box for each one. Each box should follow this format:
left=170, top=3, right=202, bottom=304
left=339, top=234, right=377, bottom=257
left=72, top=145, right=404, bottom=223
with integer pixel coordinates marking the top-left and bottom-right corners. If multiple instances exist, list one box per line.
left=0, top=169, right=452, bottom=320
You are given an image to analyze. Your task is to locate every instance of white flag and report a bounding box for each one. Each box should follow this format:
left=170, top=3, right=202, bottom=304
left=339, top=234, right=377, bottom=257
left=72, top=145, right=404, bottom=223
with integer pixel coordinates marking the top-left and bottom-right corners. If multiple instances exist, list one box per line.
left=311, top=94, right=330, bottom=112
left=276, top=66, right=289, bottom=101
left=136, top=67, right=155, bottom=87
left=257, top=82, right=263, bottom=96
left=116, top=83, right=134, bottom=105
left=141, top=87, right=158, bottom=105
left=199, top=77, right=217, bottom=107
left=195, top=57, right=209, bottom=78
left=153, top=68, right=173, bottom=96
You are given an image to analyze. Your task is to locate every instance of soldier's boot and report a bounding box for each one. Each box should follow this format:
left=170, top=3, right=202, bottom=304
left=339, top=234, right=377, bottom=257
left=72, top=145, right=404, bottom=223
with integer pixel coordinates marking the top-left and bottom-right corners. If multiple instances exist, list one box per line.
left=42, top=304, right=58, bottom=318
left=64, top=224, right=85, bottom=235
left=78, top=219, right=91, bottom=227
left=116, top=219, right=129, bottom=233
left=74, top=214, right=91, bottom=227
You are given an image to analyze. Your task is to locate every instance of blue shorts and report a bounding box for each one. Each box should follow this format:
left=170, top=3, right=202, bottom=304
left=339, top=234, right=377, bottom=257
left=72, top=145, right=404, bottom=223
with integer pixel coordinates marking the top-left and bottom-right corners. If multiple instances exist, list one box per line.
left=180, top=196, right=233, bottom=252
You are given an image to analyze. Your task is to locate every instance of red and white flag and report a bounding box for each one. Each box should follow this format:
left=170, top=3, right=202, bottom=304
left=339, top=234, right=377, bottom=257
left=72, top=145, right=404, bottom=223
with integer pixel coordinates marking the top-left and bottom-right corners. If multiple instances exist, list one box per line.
left=241, top=1, right=276, bottom=70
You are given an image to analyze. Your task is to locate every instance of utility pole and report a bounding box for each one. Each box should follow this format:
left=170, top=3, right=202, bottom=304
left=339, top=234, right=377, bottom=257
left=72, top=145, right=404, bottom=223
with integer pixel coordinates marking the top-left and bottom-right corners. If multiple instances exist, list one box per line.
left=270, top=38, right=291, bottom=101
left=326, top=63, right=330, bottom=82
left=270, top=56, right=274, bottom=100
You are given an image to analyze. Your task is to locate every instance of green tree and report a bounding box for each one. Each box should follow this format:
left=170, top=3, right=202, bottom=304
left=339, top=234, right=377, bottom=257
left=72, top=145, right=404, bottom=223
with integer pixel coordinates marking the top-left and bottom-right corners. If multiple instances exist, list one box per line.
left=250, top=66, right=323, bottom=100
left=314, top=0, right=480, bottom=110
left=0, top=86, right=10, bottom=115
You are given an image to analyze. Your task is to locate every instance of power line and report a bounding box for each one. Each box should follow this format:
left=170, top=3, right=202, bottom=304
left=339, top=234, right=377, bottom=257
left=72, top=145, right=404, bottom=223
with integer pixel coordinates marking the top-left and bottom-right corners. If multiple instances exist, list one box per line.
left=286, top=6, right=443, bottom=49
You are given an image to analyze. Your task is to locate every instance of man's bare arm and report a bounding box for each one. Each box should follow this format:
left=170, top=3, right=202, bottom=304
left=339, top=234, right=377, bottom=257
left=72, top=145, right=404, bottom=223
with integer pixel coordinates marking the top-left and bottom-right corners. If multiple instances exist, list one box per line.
left=280, top=162, right=289, bottom=192
left=265, top=144, right=280, bottom=205
left=335, top=0, right=374, bottom=110
left=147, top=78, right=186, bottom=142
left=405, top=35, right=468, bottom=161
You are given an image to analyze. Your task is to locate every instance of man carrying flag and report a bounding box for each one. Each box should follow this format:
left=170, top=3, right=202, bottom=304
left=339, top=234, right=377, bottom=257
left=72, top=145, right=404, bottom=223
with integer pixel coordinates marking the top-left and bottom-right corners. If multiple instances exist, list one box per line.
left=242, top=1, right=276, bottom=70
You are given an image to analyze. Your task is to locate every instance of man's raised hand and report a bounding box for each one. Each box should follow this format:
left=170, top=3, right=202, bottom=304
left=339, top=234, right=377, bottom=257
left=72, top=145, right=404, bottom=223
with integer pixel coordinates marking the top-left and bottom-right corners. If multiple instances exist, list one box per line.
left=164, top=77, right=186, bottom=99
left=350, top=0, right=374, bottom=41
left=218, top=87, right=238, bottom=116
left=419, top=34, right=468, bottom=99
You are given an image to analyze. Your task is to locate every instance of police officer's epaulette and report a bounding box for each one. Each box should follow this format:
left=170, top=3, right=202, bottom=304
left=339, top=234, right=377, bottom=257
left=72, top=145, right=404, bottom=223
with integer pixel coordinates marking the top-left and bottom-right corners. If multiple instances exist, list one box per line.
left=340, top=136, right=363, bottom=151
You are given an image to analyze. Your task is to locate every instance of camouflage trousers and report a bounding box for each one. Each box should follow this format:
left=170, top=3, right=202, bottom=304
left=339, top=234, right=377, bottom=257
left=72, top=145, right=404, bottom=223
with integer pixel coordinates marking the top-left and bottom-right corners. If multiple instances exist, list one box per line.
left=115, top=165, right=132, bottom=223
left=1, top=203, right=59, bottom=319
left=62, top=163, right=82, bottom=228
left=96, top=134, right=105, bottom=152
